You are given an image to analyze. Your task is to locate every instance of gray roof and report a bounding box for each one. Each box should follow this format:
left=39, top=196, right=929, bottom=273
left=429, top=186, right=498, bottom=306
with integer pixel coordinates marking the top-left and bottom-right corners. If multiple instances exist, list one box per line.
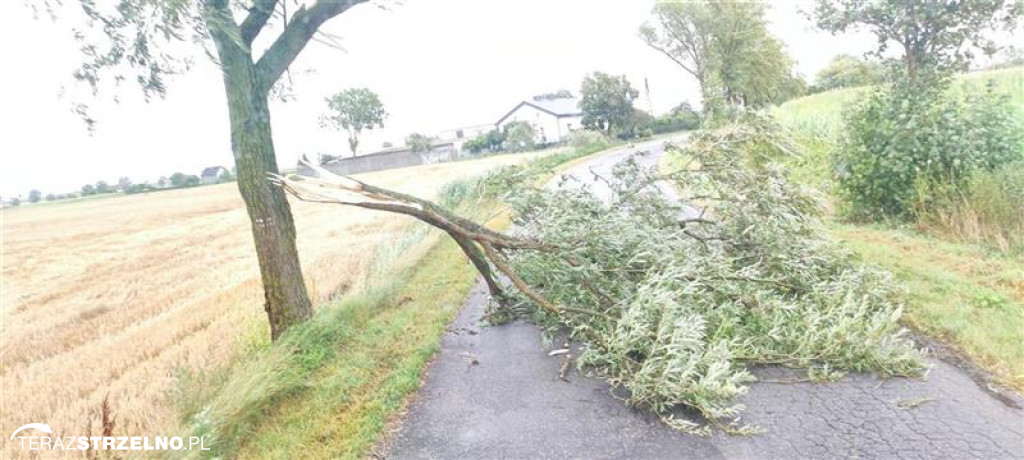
left=496, top=97, right=582, bottom=125
left=529, top=97, right=582, bottom=116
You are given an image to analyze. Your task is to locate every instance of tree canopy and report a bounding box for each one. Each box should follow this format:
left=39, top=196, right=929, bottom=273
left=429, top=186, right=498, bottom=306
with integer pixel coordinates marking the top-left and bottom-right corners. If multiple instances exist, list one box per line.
left=406, top=133, right=434, bottom=153
left=532, top=89, right=574, bottom=101
left=641, top=0, right=800, bottom=117
left=323, top=88, right=388, bottom=155
left=811, top=54, right=883, bottom=93
left=639, top=1, right=715, bottom=97
left=275, top=115, right=926, bottom=435
left=580, top=72, right=639, bottom=135
left=813, top=0, right=1023, bottom=86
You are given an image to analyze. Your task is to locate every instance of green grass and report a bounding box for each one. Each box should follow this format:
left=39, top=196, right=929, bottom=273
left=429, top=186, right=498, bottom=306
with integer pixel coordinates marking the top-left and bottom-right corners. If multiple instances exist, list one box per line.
left=765, top=65, right=1024, bottom=390
left=829, top=224, right=1024, bottom=390
left=774, top=66, right=1024, bottom=134
left=230, top=232, right=482, bottom=458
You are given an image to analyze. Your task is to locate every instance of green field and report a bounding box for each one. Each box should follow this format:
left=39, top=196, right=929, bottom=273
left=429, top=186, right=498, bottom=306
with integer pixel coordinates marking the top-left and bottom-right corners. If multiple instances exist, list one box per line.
left=774, top=66, right=1024, bottom=135
left=771, top=66, right=1024, bottom=390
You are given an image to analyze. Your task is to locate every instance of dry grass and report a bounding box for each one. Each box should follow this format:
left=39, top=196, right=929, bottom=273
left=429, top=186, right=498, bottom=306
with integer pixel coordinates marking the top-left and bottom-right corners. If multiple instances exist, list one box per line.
left=0, top=152, right=544, bottom=454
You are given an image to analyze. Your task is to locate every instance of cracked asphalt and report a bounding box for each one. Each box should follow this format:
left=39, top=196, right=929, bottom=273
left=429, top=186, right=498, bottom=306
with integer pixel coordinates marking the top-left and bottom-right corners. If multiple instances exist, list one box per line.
left=386, top=142, right=1024, bottom=459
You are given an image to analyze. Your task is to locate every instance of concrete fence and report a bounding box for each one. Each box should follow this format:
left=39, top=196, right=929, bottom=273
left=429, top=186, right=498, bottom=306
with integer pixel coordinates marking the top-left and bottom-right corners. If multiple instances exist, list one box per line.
left=298, top=143, right=457, bottom=177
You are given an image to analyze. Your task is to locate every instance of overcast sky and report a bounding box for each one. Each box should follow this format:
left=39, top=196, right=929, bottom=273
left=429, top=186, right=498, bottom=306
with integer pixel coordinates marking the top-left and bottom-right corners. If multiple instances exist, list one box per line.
left=0, top=0, right=881, bottom=197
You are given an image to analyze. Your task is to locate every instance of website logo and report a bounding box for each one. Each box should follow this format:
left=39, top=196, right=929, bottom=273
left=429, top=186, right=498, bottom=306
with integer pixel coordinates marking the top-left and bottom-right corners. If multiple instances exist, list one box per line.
left=10, top=422, right=208, bottom=452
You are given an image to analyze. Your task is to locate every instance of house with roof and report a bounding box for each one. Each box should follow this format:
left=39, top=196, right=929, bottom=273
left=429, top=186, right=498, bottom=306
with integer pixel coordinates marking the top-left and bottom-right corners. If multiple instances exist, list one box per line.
left=496, top=95, right=583, bottom=144
left=200, top=166, right=228, bottom=185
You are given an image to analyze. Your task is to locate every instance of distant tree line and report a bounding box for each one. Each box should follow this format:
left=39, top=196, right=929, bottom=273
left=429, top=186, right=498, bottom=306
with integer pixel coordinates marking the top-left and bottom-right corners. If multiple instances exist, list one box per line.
left=7, top=168, right=237, bottom=206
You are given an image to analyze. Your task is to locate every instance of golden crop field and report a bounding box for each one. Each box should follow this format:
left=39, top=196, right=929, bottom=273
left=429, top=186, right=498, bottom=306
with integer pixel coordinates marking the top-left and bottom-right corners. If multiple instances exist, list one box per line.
left=0, top=152, right=541, bottom=452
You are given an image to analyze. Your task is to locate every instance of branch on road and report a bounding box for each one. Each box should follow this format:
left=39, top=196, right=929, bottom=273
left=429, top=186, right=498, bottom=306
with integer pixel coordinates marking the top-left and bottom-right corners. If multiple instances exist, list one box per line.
left=271, top=160, right=610, bottom=322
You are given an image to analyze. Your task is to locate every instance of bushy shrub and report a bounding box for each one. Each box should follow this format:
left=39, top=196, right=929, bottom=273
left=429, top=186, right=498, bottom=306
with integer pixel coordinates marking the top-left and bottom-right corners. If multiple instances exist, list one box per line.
left=833, top=82, right=1023, bottom=220
left=502, top=121, right=536, bottom=152
left=464, top=129, right=505, bottom=154
left=617, top=109, right=656, bottom=139
left=648, top=112, right=701, bottom=134
left=566, top=130, right=613, bottom=152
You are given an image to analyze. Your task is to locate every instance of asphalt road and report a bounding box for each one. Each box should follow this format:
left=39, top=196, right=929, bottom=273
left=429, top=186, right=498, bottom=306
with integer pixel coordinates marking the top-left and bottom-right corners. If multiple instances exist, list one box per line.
left=385, top=141, right=1024, bottom=459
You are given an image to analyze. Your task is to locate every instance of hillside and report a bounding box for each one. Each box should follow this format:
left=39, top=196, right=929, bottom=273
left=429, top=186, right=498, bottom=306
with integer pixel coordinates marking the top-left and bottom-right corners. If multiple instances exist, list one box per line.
left=774, top=66, right=1024, bottom=136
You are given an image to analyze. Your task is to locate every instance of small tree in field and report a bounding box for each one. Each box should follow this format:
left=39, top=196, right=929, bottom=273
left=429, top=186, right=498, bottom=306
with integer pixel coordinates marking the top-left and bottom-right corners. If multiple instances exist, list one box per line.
left=28, top=190, right=42, bottom=203
left=580, top=72, right=639, bottom=135
left=51, top=0, right=374, bottom=340
left=322, top=88, right=387, bottom=156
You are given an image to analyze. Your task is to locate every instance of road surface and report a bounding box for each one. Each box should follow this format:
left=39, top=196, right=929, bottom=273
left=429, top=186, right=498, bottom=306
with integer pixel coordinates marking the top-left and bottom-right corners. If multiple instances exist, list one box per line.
left=385, top=140, right=1024, bottom=459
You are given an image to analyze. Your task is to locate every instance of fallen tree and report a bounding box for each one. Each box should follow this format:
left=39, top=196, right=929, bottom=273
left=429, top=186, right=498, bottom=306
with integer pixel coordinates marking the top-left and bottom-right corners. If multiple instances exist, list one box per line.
left=273, top=115, right=925, bottom=434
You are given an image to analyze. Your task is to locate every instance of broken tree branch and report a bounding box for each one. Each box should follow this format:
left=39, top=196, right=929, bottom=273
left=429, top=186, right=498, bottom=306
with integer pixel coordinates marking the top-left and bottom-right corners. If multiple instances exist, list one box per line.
left=271, top=160, right=614, bottom=323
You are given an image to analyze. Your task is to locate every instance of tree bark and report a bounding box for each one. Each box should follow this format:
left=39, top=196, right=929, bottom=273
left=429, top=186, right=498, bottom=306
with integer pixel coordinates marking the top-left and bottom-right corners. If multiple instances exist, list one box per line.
left=348, top=133, right=359, bottom=156
left=208, top=11, right=313, bottom=340
left=445, top=229, right=505, bottom=300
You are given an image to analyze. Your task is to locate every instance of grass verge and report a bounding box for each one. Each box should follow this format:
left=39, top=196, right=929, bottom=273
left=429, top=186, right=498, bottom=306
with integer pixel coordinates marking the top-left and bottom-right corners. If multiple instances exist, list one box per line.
left=230, top=233, right=484, bottom=458
left=829, top=224, right=1024, bottom=390
left=170, top=141, right=628, bottom=459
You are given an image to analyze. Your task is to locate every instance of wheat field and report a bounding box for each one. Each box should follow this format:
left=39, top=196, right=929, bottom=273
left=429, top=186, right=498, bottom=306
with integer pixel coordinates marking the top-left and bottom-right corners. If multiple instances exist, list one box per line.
left=0, top=152, right=540, bottom=452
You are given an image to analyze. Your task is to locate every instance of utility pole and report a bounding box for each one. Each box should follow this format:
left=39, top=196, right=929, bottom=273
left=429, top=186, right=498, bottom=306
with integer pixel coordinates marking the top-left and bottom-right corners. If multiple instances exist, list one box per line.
left=644, top=77, right=654, bottom=115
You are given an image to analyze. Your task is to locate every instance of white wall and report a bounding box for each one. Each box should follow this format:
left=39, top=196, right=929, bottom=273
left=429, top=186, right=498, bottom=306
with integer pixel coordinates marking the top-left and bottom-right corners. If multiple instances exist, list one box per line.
left=497, top=104, right=580, bottom=144
left=557, top=115, right=582, bottom=141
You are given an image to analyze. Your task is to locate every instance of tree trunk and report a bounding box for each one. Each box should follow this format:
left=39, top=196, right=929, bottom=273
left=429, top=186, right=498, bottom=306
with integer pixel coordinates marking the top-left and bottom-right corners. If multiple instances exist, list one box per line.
left=210, top=23, right=313, bottom=341
left=348, top=135, right=359, bottom=156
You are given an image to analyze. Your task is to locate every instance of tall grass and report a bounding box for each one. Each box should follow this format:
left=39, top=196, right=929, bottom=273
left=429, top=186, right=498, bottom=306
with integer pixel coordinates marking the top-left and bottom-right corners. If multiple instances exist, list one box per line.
left=917, top=162, right=1024, bottom=253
